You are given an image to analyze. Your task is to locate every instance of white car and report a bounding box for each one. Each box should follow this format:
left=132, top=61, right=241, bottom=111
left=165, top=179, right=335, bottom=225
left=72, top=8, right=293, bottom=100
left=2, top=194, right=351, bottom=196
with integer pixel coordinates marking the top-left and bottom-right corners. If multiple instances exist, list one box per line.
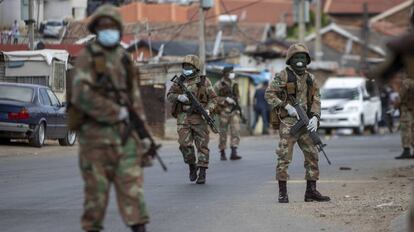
left=43, top=20, right=64, bottom=38
left=319, top=77, right=382, bottom=135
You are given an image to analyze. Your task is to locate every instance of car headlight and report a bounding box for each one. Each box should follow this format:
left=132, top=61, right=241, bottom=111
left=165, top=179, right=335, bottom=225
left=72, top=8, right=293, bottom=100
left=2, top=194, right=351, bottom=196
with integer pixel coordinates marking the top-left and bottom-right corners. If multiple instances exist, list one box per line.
left=346, top=106, right=359, bottom=112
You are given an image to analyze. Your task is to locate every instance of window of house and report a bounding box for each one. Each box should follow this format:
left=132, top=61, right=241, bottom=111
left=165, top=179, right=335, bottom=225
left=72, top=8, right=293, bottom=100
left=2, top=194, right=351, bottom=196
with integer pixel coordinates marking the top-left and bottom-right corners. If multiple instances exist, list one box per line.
left=53, top=61, right=66, bottom=92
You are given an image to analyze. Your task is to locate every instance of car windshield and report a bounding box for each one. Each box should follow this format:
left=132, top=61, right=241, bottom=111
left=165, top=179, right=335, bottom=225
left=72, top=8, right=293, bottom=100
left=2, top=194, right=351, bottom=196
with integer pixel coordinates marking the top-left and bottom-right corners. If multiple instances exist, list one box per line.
left=321, top=88, right=360, bottom=100
left=0, top=86, right=34, bottom=103
left=46, top=21, right=62, bottom=26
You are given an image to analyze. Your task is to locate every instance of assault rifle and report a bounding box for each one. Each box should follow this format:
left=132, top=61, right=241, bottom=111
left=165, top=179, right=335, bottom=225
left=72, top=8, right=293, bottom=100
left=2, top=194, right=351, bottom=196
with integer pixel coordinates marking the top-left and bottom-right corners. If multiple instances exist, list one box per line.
left=290, top=103, right=332, bottom=165
left=171, top=75, right=219, bottom=134
left=105, top=76, right=167, bottom=172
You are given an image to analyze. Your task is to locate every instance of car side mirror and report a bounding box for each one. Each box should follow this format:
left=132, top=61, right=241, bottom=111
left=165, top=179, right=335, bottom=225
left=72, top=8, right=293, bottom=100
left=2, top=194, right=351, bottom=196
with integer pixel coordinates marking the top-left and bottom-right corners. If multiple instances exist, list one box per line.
left=61, top=102, right=67, bottom=107
left=363, top=96, right=370, bottom=101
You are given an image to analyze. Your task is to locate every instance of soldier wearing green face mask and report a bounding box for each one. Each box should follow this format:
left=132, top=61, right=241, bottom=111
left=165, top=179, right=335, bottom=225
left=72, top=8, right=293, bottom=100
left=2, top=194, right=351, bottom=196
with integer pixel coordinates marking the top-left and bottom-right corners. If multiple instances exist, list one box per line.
left=265, top=43, right=330, bottom=203
left=71, top=4, right=150, bottom=232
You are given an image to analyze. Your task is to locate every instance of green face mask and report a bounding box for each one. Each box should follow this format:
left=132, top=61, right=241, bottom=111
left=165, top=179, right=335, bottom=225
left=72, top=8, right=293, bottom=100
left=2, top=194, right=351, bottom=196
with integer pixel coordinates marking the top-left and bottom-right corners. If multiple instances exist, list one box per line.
left=289, top=53, right=308, bottom=74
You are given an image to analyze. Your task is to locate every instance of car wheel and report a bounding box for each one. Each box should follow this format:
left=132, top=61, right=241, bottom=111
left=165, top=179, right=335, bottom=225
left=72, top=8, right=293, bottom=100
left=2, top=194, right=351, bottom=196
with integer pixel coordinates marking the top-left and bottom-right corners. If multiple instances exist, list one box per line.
left=353, top=116, right=365, bottom=135
left=325, top=128, right=333, bottom=135
left=370, top=114, right=379, bottom=134
left=29, top=123, right=45, bottom=147
left=59, top=130, right=77, bottom=146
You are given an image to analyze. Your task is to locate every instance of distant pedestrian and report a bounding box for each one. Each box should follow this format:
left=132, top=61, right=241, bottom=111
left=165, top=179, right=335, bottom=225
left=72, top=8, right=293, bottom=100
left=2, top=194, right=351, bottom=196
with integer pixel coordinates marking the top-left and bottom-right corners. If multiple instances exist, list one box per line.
left=252, top=81, right=270, bottom=135
left=11, top=20, right=19, bottom=44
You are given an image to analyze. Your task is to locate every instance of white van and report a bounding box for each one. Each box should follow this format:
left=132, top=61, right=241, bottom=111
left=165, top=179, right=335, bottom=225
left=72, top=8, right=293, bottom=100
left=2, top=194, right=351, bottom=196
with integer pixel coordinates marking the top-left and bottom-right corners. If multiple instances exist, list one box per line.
left=319, top=77, right=382, bottom=135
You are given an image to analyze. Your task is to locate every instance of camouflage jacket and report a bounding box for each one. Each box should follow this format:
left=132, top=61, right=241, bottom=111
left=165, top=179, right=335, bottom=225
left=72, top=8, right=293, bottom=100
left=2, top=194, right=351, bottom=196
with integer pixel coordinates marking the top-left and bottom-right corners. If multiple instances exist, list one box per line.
left=213, top=77, right=240, bottom=113
left=167, top=74, right=217, bottom=125
left=71, top=42, right=147, bottom=146
left=265, top=67, right=321, bottom=123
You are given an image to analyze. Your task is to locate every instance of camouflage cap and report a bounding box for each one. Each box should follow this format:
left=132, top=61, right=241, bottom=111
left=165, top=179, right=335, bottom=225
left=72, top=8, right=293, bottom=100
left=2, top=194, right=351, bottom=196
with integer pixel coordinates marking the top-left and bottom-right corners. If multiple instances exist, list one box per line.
left=182, top=55, right=200, bottom=70
left=88, top=4, right=123, bottom=35
left=286, top=43, right=311, bottom=65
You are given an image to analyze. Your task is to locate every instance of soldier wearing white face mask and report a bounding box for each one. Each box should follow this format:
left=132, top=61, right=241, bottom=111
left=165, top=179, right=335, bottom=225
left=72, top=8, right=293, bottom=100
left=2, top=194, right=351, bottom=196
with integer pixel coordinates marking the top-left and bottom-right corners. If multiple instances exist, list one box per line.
left=167, top=55, right=217, bottom=184
left=213, top=67, right=243, bottom=161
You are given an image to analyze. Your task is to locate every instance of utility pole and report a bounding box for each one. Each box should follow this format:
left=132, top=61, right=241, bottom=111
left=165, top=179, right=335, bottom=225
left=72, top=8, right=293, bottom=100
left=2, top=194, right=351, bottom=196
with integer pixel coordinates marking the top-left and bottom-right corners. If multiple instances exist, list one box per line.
left=314, top=0, right=322, bottom=61
left=361, top=2, right=369, bottom=72
left=198, top=0, right=213, bottom=75
left=146, top=21, right=153, bottom=58
left=199, top=5, right=207, bottom=75
left=298, top=0, right=305, bottom=43
left=28, top=0, right=35, bottom=50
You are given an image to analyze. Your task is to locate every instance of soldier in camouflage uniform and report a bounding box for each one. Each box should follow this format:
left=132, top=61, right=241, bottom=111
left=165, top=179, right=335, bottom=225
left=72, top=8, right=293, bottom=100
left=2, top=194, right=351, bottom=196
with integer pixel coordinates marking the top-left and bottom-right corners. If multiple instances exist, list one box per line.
left=213, top=67, right=242, bottom=161
left=265, top=43, right=330, bottom=203
left=374, top=11, right=414, bottom=159
left=397, top=79, right=414, bottom=159
left=71, top=5, right=149, bottom=232
left=373, top=11, right=414, bottom=230
left=167, top=55, right=217, bottom=184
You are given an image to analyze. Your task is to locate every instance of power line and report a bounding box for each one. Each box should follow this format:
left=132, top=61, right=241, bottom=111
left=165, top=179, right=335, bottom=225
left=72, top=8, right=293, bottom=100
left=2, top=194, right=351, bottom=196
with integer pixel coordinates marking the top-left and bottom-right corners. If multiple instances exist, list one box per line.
left=132, top=0, right=264, bottom=34
left=219, top=0, right=262, bottom=44
left=60, top=0, right=264, bottom=41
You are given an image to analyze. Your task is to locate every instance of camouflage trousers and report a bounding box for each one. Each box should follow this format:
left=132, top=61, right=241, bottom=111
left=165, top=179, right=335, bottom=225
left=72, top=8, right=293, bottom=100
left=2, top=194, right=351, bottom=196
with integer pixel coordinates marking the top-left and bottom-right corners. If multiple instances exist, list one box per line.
left=79, top=138, right=149, bottom=231
left=275, top=119, right=319, bottom=181
left=400, top=107, right=414, bottom=148
left=178, top=123, right=210, bottom=168
left=218, top=111, right=241, bottom=150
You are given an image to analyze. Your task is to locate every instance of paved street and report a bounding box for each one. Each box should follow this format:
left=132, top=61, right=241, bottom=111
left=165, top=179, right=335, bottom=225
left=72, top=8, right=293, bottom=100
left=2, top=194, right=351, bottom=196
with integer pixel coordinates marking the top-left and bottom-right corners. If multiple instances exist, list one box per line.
left=0, top=133, right=412, bottom=232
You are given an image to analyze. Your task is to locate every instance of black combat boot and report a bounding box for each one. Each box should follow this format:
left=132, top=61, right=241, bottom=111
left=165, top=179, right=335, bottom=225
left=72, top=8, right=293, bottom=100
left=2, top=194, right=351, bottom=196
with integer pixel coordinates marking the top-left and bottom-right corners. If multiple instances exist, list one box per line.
left=130, top=224, right=146, bottom=232
left=395, top=148, right=413, bottom=159
left=278, top=181, right=289, bottom=203
left=220, top=149, right=227, bottom=161
left=230, top=146, right=242, bottom=160
left=196, top=167, right=207, bottom=184
left=189, top=164, right=198, bottom=182
left=304, top=180, right=330, bottom=202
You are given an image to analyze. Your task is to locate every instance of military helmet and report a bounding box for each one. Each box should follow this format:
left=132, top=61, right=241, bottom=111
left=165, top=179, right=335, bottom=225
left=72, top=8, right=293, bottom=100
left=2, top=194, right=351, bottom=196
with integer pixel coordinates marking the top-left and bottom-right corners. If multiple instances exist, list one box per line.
left=222, top=66, right=234, bottom=74
left=88, top=4, right=123, bottom=35
left=285, top=43, right=311, bottom=65
left=182, top=55, right=201, bottom=70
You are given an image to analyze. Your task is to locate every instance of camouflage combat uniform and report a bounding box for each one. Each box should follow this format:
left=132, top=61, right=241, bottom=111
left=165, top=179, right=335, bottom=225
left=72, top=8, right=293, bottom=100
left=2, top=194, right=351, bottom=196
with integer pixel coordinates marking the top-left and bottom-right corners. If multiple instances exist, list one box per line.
left=399, top=78, right=414, bottom=150
left=71, top=5, right=149, bottom=231
left=265, top=44, right=321, bottom=181
left=167, top=55, right=217, bottom=168
left=213, top=76, right=241, bottom=151
left=375, top=23, right=414, bottom=158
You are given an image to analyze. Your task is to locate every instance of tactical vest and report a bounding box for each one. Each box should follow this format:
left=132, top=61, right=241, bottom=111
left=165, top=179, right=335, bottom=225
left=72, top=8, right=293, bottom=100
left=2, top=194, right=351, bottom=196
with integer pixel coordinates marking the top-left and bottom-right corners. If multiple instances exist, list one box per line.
left=171, top=75, right=208, bottom=118
left=270, top=68, right=315, bottom=129
left=67, top=44, right=134, bottom=131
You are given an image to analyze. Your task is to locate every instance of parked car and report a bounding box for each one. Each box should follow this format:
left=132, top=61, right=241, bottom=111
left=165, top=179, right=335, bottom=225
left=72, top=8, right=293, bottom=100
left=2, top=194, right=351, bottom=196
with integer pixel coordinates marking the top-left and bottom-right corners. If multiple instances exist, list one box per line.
left=319, top=77, right=382, bottom=135
left=43, top=20, right=64, bottom=38
left=0, top=83, right=76, bottom=147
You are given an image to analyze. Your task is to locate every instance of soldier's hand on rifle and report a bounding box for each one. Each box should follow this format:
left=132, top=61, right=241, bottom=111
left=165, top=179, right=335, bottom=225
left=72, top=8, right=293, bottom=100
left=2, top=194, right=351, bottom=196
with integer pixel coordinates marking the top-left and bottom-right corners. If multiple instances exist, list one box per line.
left=307, top=116, right=318, bottom=132
left=225, top=97, right=236, bottom=105
left=141, top=137, right=153, bottom=156
left=177, top=94, right=190, bottom=103
left=285, top=104, right=299, bottom=120
left=118, top=107, right=129, bottom=121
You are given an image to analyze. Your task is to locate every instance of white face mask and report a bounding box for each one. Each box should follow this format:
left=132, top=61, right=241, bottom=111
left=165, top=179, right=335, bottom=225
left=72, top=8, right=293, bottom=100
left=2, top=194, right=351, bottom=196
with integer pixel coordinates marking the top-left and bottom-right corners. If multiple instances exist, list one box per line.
left=229, top=73, right=236, bottom=79
left=183, top=69, right=194, bottom=76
